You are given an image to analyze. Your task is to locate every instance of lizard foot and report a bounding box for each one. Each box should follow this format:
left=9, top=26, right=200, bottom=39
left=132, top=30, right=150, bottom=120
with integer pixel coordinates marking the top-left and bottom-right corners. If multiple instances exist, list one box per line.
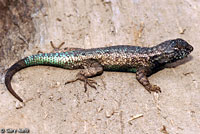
left=37, top=41, right=65, bottom=53
left=65, top=77, right=97, bottom=92
left=50, top=41, right=83, bottom=52
left=145, top=85, right=161, bottom=93
left=65, top=60, right=103, bottom=92
left=50, top=41, right=65, bottom=52
left=83, top=78, right=97, bottom=92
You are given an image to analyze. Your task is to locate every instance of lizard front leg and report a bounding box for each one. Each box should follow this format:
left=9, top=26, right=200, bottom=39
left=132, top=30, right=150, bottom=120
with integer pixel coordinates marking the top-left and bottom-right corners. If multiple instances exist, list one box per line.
left=65, top=60, right=103, bottom=92
left=136, top=67, right=161, bottom=93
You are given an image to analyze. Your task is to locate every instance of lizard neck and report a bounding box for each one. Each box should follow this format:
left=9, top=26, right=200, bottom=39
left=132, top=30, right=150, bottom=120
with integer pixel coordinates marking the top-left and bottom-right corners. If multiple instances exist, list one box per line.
left=148, top=43, right=171, bottom=66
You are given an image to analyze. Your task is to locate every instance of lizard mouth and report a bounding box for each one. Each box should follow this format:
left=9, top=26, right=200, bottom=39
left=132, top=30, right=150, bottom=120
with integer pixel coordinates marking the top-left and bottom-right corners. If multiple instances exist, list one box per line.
left=188, top=44, right=194, bottom=52
left=179, top=45, right=193, bottom=59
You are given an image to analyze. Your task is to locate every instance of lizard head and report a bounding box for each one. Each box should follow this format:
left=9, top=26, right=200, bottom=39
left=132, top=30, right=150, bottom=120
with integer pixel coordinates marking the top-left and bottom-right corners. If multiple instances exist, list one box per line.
left=152, top=38, right=193, bottom=64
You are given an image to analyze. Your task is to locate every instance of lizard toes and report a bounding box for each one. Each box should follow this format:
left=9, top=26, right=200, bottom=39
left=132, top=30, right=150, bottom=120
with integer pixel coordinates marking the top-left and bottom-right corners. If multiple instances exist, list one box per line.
left=146, top=85, right=161, bottom=93
left=88, top=79, right=97, bottom=85
left=151, top=85, right=161, bottom=93
left=65, top=78, right=78, bottom=85
left=83, top=79, right=97, bottom=92
left=87, top=80, right=97, bottom=89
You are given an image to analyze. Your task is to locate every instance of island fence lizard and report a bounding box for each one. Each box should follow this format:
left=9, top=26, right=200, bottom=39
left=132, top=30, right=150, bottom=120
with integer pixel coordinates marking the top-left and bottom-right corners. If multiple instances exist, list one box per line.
left=5, top=38, right=193, bottom=102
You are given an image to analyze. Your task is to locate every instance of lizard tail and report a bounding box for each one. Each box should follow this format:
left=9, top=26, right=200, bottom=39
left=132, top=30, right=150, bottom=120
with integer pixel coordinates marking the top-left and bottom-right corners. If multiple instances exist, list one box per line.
left=5, top=59, right=26, bottom=102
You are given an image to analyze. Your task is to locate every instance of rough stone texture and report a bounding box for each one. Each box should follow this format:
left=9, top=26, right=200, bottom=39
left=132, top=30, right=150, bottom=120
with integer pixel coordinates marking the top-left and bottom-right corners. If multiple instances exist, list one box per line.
left=0, top=0, right=41, bottom=64
left=0, top=0, right=200, bottom=134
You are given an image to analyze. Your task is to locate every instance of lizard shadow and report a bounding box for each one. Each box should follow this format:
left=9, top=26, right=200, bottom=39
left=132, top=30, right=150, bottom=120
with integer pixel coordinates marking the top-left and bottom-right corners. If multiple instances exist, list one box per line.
left=164, top=55, right=193, bottom=68
left=150, top=55, right=193, bottom=76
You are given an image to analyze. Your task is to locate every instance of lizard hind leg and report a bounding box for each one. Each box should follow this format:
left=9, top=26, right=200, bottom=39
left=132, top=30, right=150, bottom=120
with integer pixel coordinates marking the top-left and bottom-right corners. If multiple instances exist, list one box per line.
left=65, top=60, right=103, bottom=92
left=50, top=41, right=84, bottom=53
left=37, top=41, right=84, bottom=53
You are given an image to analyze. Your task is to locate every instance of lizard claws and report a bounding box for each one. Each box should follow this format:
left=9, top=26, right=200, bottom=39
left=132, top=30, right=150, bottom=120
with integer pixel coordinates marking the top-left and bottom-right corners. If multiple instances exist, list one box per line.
left=146, top=85, right=161, bottom=93
left=84, top=79, right=97, bottom=92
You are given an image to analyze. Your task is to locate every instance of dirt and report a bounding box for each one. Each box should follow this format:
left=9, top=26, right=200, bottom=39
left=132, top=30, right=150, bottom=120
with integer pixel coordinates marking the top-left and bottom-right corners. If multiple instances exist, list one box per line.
left=0, top=0, right=200, bottom=134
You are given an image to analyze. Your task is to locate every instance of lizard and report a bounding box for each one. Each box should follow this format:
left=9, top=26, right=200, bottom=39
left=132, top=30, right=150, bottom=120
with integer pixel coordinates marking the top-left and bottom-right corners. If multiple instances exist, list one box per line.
left=4, top=38, right=193, bottom=102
